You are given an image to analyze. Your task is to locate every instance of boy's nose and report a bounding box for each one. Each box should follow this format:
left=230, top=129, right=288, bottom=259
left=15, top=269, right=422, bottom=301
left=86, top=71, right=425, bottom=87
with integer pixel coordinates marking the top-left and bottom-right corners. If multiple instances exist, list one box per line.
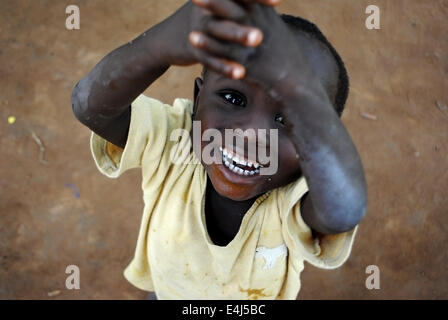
left=232, top=125, right=270, bottom=149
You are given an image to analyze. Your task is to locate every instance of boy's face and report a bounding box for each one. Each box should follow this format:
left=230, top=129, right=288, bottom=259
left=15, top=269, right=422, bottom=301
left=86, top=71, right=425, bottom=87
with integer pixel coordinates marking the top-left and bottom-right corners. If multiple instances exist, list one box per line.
left=192, top=31, right=338, bottom=201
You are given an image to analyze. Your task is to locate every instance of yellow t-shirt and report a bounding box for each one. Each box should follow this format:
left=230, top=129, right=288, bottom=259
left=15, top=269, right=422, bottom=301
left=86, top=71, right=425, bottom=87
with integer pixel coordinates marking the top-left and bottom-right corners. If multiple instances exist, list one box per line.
left=90, top=94, right=358, bottom=300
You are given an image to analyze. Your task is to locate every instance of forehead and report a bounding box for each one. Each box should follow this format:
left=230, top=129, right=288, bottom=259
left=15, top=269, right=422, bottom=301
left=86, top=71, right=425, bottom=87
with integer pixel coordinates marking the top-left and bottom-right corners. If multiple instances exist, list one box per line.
left=203, top=29, right=339, bottom=105
left=292, top=29, right=339, bottom=103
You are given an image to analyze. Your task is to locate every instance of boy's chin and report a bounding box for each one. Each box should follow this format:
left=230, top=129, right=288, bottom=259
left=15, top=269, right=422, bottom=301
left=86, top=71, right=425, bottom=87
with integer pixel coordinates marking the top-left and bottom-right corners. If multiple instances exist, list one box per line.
left=207, top=172, right=260, bottom=202
left=214, top=185, right=257, bottom=202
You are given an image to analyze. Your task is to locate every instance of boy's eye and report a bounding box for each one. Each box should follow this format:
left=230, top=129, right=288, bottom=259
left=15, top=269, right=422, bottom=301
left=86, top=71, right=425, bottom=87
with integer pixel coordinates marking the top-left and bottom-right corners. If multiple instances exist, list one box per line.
left=218, top=91, right=246, bottom=107
left=275, top=113, right=285, bottom=125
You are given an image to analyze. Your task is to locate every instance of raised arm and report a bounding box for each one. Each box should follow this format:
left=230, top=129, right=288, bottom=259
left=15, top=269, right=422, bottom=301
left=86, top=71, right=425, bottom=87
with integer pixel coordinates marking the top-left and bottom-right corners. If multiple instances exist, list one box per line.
left=71, top=23, right=172, bottom=148
left=280, top=82, right=367, bottom=234
left=247, top=5, right=367, bottom=234
left=71, top=0, right=275, bottom=148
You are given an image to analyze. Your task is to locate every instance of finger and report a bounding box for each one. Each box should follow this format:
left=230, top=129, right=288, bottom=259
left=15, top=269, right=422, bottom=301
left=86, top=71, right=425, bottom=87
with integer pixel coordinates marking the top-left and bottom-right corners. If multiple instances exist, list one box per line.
left=235, top=0, right=282, bottom=6
left=192, top=0, right=246, bottom=20
left=190, top=31, right=239, bottom=60
left=203, top=19, right=263, bottom=47
left=192, top=48, right=246, bottom=79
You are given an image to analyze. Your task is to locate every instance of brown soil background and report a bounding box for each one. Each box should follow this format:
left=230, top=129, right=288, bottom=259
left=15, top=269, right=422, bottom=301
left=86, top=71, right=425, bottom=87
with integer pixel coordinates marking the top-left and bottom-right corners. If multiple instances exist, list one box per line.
left=1, top=0, right=447, bottom=299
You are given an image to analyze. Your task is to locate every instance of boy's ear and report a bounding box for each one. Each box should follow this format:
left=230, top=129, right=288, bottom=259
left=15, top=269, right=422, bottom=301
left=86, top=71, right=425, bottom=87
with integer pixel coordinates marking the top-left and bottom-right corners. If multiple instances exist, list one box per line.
left=194, top=77, right=203, bottom=102
left=193, top=77, right=203, bottom=117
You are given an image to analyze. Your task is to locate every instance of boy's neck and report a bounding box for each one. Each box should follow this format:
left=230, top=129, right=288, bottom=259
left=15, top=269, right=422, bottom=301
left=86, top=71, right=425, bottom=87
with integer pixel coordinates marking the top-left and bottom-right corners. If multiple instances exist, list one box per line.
left=206, top=177, right=258, bottom=215
left=205, top=177, right=258, bottom=246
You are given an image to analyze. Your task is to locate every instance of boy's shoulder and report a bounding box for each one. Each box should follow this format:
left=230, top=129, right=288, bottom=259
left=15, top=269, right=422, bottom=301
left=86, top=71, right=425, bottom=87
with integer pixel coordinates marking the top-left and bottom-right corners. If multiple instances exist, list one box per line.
left=134, top=94, right=193, bottom=115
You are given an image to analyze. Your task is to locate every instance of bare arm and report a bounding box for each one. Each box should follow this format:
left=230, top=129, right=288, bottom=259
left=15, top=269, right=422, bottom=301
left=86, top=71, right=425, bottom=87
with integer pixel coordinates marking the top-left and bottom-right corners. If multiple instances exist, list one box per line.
left=71, top=24, right=170, bottom=148
left=281, top=81, right=367, bottom=234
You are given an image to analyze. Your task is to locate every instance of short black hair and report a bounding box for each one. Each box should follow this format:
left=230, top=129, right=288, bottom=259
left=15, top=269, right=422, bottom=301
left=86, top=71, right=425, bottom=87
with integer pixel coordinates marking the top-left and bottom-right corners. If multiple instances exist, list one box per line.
left=280, top=14, right=349, bottom=116
left=201, top=14, right=350, bottom=116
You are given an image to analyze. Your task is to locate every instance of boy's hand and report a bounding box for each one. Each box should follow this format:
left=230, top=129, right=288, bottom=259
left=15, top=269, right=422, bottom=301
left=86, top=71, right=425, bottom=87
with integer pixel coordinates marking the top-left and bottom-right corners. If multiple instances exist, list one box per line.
left=188, top=2, right=320, bottom=99
left=242, top=4, right=321, bottom=98
left=159, top=0, right=281, bottom=79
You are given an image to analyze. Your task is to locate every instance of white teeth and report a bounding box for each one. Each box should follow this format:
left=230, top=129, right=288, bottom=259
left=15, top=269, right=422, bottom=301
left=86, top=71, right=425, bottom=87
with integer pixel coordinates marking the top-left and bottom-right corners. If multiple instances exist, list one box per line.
left=220, top=147, right=261, bottom=176
left=230, top=154, right=249, bottom=167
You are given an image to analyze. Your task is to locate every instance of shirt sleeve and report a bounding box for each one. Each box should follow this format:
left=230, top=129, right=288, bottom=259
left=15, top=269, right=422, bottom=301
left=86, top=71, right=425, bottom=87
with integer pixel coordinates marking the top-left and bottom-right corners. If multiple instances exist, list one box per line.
left=90, top=94, right=194, bottom=184
left=280, top=177, right=358, bottom=270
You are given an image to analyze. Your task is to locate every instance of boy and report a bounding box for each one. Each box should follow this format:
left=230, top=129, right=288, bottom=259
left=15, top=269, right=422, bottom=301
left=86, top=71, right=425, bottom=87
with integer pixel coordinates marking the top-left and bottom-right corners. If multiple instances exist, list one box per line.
left=71, top=0, right=367, bottom=300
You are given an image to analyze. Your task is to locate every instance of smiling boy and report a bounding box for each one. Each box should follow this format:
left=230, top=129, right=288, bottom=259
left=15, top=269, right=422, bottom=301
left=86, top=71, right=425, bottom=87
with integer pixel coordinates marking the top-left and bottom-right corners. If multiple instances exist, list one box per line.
left=71, top=0, right=367, bottom=299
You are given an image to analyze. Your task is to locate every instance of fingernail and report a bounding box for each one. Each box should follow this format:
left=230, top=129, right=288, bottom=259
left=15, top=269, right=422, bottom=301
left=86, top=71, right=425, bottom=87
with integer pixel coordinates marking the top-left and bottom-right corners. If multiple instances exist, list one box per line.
left=232, top=67, right=244, bottom=79
left=247, top=30, right=262, bottom=46
left=190, top=32, right=201, bottom=45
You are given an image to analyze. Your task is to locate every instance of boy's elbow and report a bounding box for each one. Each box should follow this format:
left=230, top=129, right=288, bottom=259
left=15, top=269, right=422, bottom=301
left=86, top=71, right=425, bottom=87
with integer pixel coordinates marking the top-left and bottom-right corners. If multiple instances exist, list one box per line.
left=304, top=187, right=367, bottom=235
left=71, top=81, right=89, bottom=124
left=328, top=188, right=367, bottom=234
left=338, top=198, right=366, bottom=233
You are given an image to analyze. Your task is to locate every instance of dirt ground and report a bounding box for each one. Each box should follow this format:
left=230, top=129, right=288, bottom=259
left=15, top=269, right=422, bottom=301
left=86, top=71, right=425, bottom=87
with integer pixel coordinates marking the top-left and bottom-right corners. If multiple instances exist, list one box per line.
left=0, top=0, right=447, bottom=299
